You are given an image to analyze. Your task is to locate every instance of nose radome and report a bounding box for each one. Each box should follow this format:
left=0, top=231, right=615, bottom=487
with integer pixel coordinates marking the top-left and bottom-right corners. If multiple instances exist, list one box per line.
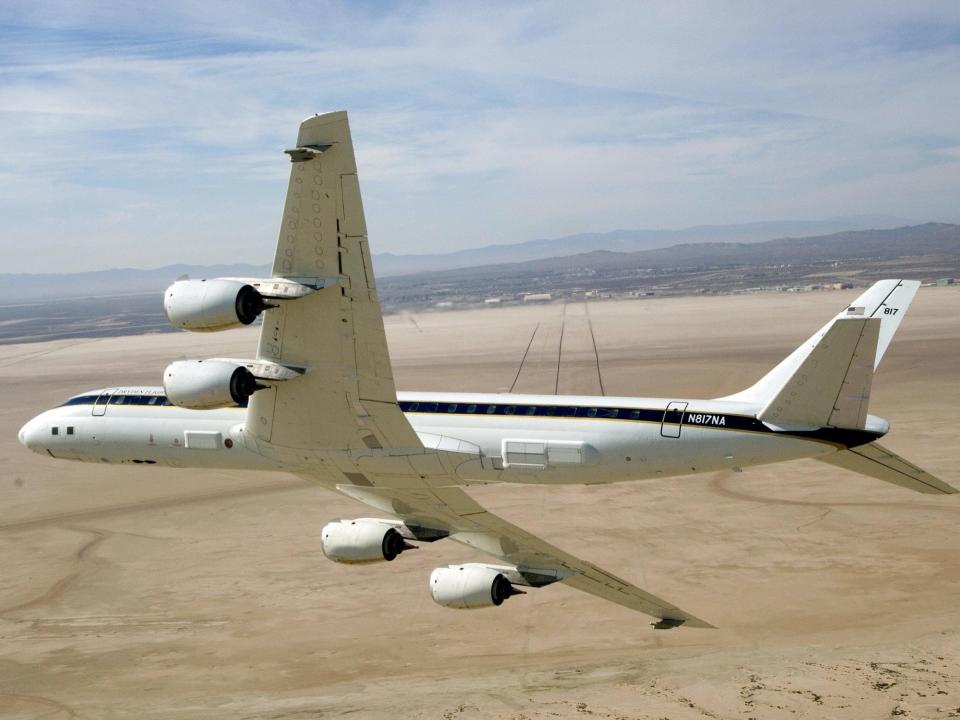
left=18, top=417, right=43, bottom=452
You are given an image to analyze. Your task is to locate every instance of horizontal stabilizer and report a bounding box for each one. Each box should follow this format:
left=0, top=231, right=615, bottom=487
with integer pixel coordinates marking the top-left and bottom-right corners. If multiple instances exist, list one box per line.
left=759, top=317, right=878, bottom=428
left=818, top=442, right=958, bottom=495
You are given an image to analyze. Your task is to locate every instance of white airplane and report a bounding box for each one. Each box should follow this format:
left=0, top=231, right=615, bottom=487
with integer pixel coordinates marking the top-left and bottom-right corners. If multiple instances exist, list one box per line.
left=19, top=112, right=957, bottom=630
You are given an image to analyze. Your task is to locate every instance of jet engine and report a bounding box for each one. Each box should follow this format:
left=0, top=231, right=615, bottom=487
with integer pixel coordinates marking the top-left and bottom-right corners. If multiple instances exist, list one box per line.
left=164, top=278, right=271, bottom=332
left=163, top=359, right=266, bottom=409
left=321, top=519, right=415, bottom=564
left=429, top=564, right=524, bottom=609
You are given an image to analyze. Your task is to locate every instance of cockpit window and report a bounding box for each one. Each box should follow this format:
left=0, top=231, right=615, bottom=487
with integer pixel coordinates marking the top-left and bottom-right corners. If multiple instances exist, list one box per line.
left=61, top=395, right=98, bottom=407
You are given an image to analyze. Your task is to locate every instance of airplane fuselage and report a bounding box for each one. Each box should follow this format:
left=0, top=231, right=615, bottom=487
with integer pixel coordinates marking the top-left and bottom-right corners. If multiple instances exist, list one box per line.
left=20, top=387, right=887, bottom=487
left=14, top=109, right=951, bottom=626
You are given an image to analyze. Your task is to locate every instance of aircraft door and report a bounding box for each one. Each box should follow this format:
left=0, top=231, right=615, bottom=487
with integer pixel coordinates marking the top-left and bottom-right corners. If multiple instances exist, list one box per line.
left=660, top=401, right=687, bottom=438
left=91, top=391, right=111, bottom=416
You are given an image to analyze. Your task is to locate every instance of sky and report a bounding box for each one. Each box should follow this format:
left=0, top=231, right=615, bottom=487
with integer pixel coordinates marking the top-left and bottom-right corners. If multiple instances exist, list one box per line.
left=1, top=1, right=959, bottom=273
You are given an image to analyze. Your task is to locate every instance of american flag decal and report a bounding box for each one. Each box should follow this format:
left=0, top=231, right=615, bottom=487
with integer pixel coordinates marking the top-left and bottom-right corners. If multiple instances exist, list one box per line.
left=846, top=306, right=866, bottom=316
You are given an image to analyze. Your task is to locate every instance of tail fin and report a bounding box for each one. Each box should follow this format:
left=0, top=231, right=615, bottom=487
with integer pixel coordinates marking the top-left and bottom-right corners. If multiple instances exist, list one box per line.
left=818, top=441, right=958, bottom=494
left=724, top=280, right=920, bottom=428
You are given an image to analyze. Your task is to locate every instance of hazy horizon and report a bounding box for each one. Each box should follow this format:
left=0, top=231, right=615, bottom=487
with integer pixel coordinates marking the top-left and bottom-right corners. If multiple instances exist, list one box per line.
left=1, top=214, right=947, bottom=277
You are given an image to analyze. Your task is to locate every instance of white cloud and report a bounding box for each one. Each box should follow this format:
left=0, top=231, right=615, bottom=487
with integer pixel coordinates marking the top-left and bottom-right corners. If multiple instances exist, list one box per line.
left=0, top=1, right=959, bottom=271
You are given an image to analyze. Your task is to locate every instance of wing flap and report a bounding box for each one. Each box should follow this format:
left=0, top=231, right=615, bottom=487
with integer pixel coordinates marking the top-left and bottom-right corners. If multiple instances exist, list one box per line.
left=818, top=441, right=958, bottom=494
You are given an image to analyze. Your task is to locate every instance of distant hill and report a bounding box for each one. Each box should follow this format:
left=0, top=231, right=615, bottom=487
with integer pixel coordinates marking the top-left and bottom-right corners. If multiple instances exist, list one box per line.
left=379, top=223, right=960, bottom=285
left=0, top=263, right=271, bottom=303
left=0, top=218, right=942, bottom=304
left=370, top=216, right=913, bottom=276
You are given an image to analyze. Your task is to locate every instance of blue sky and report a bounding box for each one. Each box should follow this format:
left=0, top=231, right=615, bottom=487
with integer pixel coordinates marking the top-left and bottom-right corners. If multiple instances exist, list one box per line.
left=2, top=1, right=959, bottom=273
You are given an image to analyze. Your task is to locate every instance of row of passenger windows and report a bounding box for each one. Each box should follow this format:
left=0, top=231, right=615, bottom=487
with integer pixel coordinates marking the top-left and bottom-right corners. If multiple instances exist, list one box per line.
left=397, top=401, right=648, bottom=420
left=108, top=395, right=174, bottom=406
left=62, top=394, right=175, bottom=407
left=59, top=394, right=657, bottom=422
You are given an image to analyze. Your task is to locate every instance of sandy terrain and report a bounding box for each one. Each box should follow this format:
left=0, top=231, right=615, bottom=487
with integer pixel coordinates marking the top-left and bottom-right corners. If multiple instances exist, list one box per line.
left=1, top=288, right=959, bottom=719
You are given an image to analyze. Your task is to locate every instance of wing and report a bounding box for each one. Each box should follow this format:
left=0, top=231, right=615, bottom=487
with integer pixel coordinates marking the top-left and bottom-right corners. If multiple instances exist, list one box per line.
left=245, top=112, right=420, bottom=451
left=252, top=112, right=710, bottom=627
left=335, top=479, right=714, bottom=628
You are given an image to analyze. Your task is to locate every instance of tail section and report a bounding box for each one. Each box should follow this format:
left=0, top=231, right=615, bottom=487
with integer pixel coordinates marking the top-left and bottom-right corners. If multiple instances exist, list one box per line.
left=818, top=441, right=958, bottom=495
left=760, top=316, right=879, bottom=429
left=724, top=280, right=920, bottom=429
left=724, top=280, right=956, bottom=495
left=850, top=279, right=921, bottom=366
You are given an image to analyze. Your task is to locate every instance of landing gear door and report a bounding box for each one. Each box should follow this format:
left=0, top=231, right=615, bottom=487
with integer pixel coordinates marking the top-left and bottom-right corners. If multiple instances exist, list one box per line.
left=661, top=401, right=687, bottom=438
left=91, top=392, right=111, bottom=416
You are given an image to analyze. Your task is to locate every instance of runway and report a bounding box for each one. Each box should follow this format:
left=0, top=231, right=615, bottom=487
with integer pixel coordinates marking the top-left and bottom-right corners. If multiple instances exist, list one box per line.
left=1, top=288, right=958, bottom=719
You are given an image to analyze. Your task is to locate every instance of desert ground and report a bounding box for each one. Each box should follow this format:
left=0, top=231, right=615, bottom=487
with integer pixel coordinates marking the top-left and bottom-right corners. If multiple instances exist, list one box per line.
left=1, top=288, right=959, bottom=719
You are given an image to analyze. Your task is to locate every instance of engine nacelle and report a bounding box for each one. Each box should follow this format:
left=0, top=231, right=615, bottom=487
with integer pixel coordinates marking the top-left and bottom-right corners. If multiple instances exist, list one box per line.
left=164, top=278, right=270, bottom=332
left=321, top=519, right=414, bottom=564
left=429, top=564, right=523, bottom=609
left=163, top=359, right=265, bottom=409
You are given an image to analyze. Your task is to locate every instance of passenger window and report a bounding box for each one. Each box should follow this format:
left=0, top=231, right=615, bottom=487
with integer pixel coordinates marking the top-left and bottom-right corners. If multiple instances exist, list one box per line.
left=504, top=406, right=516, bottom=415
left=543, top=407, right=557, bottom=416
left=422, top=402, right=438, bottom=413
left=51, top=426, right=59, bottom=436
left=67, top=426, right=74, bottom=435
left=466, top=404, right=477, bottom=413
left=407, top=402, right=419, bottom=412
left=586, top=408, right=598, bottom=418
left=598, top=408, right=618, bottom=418
left=148, top=397, right=160, bottom=405
left=447, top=404, right=458, bottom=413
left=110, top=395, right=126, bottom=405
left=525, top=406, right=537, bottom=415
left=626, top=409, right=641, bottom=420
left=486, top=405, right=497, bottom=414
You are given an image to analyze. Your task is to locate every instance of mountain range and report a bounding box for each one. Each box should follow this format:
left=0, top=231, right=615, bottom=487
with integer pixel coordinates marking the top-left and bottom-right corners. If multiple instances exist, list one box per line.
left=371, top=216, right=913, bottom=276
left=1, top=217, right=952, bottom=304
left=381, top=223, right=960, bottom=284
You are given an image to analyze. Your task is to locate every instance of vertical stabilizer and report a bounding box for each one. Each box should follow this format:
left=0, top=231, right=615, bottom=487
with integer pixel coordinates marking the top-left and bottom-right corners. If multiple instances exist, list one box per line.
left=723, top=280, right=920, bottom=425
left=851, top=280, right=920, bottom=366
left=759, top=317, right=878, bottom=428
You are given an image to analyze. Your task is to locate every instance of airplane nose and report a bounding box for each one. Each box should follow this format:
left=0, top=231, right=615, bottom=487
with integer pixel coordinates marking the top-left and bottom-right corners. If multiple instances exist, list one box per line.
left=18, top=417, right=44, bottom=453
